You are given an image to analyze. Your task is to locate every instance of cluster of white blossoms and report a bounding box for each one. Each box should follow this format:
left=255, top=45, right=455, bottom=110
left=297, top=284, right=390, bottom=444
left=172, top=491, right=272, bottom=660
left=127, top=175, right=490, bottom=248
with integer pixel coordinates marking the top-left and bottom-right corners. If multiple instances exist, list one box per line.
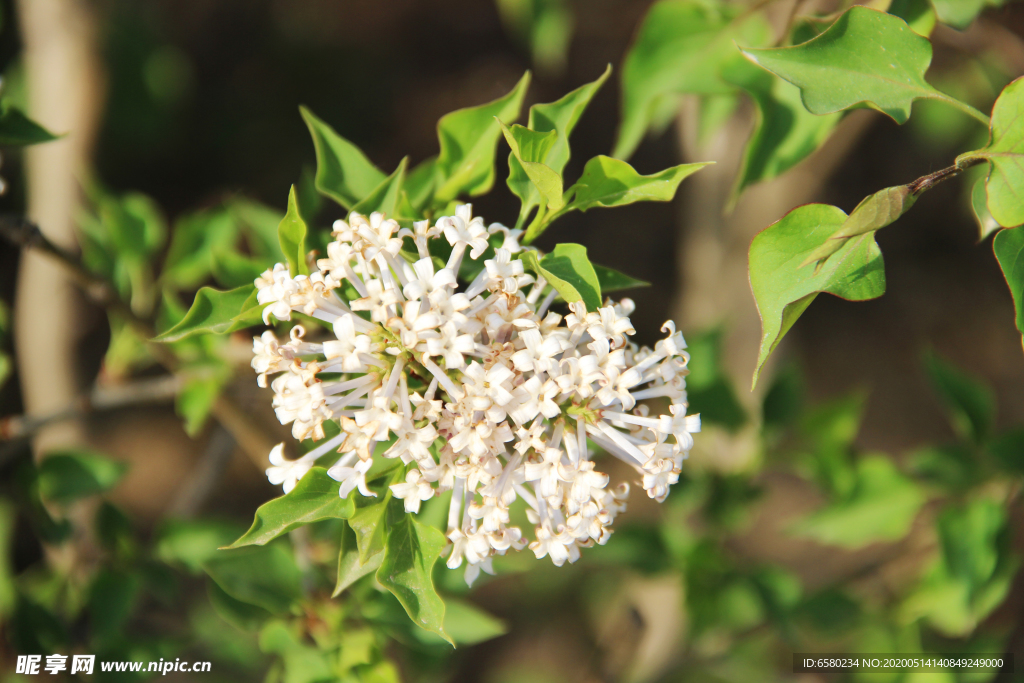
left=254, top=204, right=700, bottom=584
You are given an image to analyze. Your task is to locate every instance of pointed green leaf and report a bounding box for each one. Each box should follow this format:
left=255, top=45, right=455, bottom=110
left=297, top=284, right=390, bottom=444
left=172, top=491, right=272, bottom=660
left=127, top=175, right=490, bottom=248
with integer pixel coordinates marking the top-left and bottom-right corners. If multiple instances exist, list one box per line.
left=230, top=197, right=286, bottom=261
left=405, top=156, right=438, bottom=210
left=349, top=497, right=390, bottom=565
left=156, top=519, right=245, bottom=574
left=741, top=7, right=979, bottom=124
left=211, top=249, right=266, bottom=289
left=434, top=72, right=531, bottom=204
left=802, top=185, right=917, bottom=268
left=616, top=0, right=770, bottom=159
left=530, top=65, right=610, bottom=175
left=957, top=77, right=1024, bottom=229
left=749, top=204, right=886, bottom=388
left=37, top=451, right=127, bottom=504
left=522, top=243, right=602, bottom=311
left=333, top=521, right=384, bottom=596
left=500, top=122, right=564, bottom=213
left=592, top=263, right=649, bottom=292
left=725, top=63, right=840, bottom=203
left=924, top=349, right=995, bottom=443
left=413, top=599, right=507, bottom=646
left=567, top=156, right=710, bottom=212
left=279, top=186, right=309, bottom=276
left=300, top=106, right=385, bottom=208
left=994, top=225, right=1024, bottom=352
left=351, top=157, right=408, bottom=217
left=162, top=208, right=239, bottom=290
left=377, top=515, right=451, bottom=645
left=0, top=106, right=58, bottom=146
left=203, top=543, right=303, bottom=614
left=153, top=285, right=256, bottom=342
left=229, top=468, right=356, bottom=548
left=931, top=0, right=988, bottom=29
left=790, top=456, right=925, bottom=548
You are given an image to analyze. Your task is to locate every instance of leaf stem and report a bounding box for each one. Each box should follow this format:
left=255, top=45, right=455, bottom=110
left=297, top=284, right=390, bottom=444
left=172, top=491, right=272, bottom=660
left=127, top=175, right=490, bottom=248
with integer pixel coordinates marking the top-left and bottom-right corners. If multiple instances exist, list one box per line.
left=931, top=92, right=991, bottom=128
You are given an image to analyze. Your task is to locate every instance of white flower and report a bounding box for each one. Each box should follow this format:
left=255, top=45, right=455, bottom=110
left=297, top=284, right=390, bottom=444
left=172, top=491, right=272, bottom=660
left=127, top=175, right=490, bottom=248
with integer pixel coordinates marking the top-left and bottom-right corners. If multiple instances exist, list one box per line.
left=390, top=469, right=435, bottom=513
left=265, top=443, right=312, bottom=493
left=249, top=202, right=700, bottom=583
left=328, top=457, right=375, bottom=499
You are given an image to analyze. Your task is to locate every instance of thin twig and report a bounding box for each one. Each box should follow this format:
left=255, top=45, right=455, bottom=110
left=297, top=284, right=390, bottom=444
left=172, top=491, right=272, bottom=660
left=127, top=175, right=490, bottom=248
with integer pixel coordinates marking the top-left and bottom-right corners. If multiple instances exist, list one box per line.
left=1, top=215, right=278, bottom=469
left=0, top=374, right=181, bottom=442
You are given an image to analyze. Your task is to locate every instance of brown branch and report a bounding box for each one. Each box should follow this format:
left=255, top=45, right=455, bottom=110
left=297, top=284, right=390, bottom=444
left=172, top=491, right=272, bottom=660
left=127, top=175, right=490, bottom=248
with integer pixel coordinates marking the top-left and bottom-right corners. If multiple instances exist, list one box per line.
left=1, top=215, right=278, bottom=469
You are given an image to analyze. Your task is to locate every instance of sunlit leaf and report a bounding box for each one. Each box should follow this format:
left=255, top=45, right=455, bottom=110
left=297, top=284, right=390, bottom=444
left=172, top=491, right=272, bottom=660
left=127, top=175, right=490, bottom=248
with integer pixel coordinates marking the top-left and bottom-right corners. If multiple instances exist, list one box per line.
left=229, top=468, right=356, bottom=548
left=749, top=204, right=886, bottom=388
left=334, top=521, right=384, bottom=597
left=377, top=515, right=452, bottom=645
left=351, top=157, right=408, bottom=217
left=300, top=105, right=385, bottom=209
left=725, top=63, right=840, bottom=203
left=957, top=77, right=1024, bottom=229
left=741, top=7, right=974, bottom=124
left=522, top=243, right=602, bottom=311
left=278, top=186, right=309, bottom=276
left=162, top=208, right=239, bottom=290
left=500, top=122, right=564, bottom=216
left=434, top=72, right=531, bottom=204
left=567, top=156, right=710, bottom=212
left=153, top=285, right=258, bottom=342
left=156, top=519, right=245, bottom=574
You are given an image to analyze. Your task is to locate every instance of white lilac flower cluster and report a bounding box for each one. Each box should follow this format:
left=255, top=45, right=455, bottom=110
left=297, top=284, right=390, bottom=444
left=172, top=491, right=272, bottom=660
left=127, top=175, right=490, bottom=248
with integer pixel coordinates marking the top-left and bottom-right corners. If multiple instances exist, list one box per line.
left=254, top=204, right=700, bottom=584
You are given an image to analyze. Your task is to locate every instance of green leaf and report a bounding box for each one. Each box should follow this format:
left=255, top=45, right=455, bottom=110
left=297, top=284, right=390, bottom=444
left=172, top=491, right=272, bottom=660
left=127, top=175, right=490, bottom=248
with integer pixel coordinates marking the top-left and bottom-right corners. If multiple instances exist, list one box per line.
left=725, top=63, right=841, bottom=203
left=203, top=542, right=303, bottom=614
left=37, top=451, right=127, bottom=503
left=230, top=197, right=286, bottom=261
left=161, top=208, right=239, bottom=290
left=508, top=67, right=611, bottom=225
left=923, top=349, right=995, bottom=443
left=405, top=157, right=438, bottom=210
left=522, top=243, right=602, bottom=311
left=971, top=176, right=1001, bottom=240
left=0, top=106, right=58, bottom=146
left=434, top=72, right=531, bottom=204
left=0, top=501, right=16, bottom=616
left=351, top=157, right=408, bottom=217
left=349, top=497, right=390, bottom=565
left=300, top=105, right=385, bottom=209
left=211, top=249, right=266, bottom=289
left=930, top=0, right=988, bottom=29
left=741, top=7, right=981, bottom=125
left=889, top=0, right=938, bottom=36
left=801, top=185, right=917, bottom=269
left=87, top=569, right=141, bottom=644
left=279, top=186, right=309, bottom=276
left=229, top=468, right=356, bottom=548
left=749, top=204, right=886, bottom=387
left=153, top=285, right=257, bottom=342
left=208, top=579, right=272, bottom=631
left=259, top=620, right=334, bottom=683
left=567, top=156, right=710, bottom=213
left=376, top=515, right=451, bottom=645
left=500, top=122, right=564, bottom=213
left=156, top=519, right=245, bottom=573
left=333, top=521, right=384, bottom=596
left=615, top=0, right=769, bottom=159
left=530, top=66, right=610, bottom=176
left=790, top=456, right=925, bottom=548
left=592, top=263, right=649, bottom=292
left=994, top=225, right=1024, bottom=352
left=957, top=77, right=1024, bottom=228
left=413, top=599, right=507, bottom=646
left=685, top=329, right=747, bottom=432
left=176, top=365, right=231, bottom=437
